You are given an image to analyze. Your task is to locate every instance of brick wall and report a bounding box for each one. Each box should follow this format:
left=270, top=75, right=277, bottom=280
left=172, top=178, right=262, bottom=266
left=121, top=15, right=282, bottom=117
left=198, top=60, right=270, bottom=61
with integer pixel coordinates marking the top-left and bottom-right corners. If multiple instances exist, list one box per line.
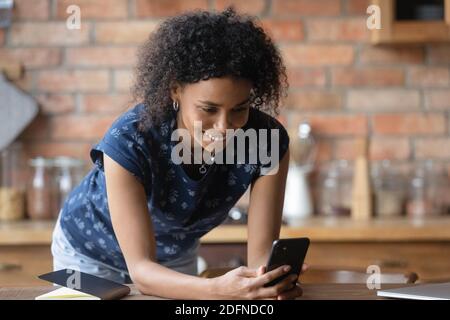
left=1, top=0, right=449, bottom=178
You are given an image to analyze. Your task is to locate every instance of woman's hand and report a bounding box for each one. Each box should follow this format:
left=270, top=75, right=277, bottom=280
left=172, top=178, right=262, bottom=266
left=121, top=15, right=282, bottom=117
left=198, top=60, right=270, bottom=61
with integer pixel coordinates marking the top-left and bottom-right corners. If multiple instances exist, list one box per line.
left=210, top=265, right=299, bottom=300
left=272, top=263, right=308, bottom=300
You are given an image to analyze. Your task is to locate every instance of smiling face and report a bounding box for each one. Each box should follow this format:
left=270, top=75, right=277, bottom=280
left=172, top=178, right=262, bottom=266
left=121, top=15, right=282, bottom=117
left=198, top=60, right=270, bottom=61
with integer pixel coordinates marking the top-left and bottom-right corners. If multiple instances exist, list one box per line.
left=170, top=76, right=253, bottom=152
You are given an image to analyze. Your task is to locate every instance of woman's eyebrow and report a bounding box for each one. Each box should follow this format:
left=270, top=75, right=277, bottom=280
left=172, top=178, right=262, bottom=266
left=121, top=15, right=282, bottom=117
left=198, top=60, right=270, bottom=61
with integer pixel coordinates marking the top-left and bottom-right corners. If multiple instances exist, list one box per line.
left=198, top=97, right=250, bottom=107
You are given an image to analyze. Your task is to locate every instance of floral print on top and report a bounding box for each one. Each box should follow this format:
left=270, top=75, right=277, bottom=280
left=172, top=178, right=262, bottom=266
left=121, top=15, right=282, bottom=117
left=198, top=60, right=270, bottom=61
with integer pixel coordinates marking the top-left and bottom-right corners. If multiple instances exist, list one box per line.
left=59, top=103, right=289, bottom=272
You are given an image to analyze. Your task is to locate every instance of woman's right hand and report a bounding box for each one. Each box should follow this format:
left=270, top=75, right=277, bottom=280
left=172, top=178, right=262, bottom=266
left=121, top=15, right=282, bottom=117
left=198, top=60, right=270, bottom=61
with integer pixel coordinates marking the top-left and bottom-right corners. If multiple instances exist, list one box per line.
left=209, top=265, right=298, bottom=300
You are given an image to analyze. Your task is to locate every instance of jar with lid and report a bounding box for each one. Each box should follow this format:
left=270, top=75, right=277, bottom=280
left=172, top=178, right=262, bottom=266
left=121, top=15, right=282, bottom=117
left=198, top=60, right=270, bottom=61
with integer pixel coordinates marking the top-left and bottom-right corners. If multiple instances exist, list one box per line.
left=318, top=160, right=353, bottom=217
left=0, top=142, right=26, bottom=221
left=27, top=157, right=54, bottom=220
left=372, top=160, right=405, bottom=217
left=406, top=160, right=448, bottom=217
left=51, top=157, right=85, bottom=218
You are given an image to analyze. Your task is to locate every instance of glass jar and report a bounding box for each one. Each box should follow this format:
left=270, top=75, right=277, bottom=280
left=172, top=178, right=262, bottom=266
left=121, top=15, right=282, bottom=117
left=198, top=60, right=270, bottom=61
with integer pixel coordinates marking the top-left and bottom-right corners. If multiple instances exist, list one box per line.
left=51, top=157, right=85, bottom=218
left=406, top=160, right=448, bottom=217
left=27, top=157, right=54, bottom=220
left=372, top=160, right=405, bottom=218
left=318, top=160, right=353, bottom=217
left=0, top=142, right=26, bottom=221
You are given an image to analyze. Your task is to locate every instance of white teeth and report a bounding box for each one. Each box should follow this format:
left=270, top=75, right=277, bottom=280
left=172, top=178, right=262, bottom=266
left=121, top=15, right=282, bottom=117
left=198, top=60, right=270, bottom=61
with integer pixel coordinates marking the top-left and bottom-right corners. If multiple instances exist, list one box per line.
left=204, top=131, right=224, bottom=142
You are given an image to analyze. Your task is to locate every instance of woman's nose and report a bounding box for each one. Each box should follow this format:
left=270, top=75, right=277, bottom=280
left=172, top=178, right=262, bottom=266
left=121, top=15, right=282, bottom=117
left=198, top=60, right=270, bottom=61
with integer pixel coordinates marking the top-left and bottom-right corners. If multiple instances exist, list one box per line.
left=213, top=115, right=232, bottom=134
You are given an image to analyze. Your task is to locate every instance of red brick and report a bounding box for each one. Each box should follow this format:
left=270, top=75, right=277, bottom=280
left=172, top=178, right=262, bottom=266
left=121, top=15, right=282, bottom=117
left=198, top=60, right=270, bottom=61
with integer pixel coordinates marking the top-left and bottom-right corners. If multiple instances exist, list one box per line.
left=415, top=138, right=450, bottom=160
left=286, top=91, right=342, bottom=111
left=372, top=113, right=446, bottom=135
left=347, top=0, right=371, bottom=15
left=81, top=94, right=132, bottom=114
left=273, top=0, right=341, bottom=16
left=23, top=141, right=92, bottom=162
left=287, top=68, right=327, bottom=87
left=425, top=90, right=450, bottom=110
left=19, top=114, right=50, bottom=141
left=307, top=18, right=368, bottom=42
left=409, top=67, right=450, bottom=87
left=66, top=47, right=137, bottom=67
left=0, top=48, right=61, bottom=69
left=428, top=45, right=450, bottom=64
left=259, top=19, right=304, bottom=42
left=114, top=69, right=134, bottom=93
left=51, top=115, right=117, bottom=140
left=315, top=139, right=333, bottom=163
left=0, top=30, right=5, bottom=46
left=334, top=138, right=358, bottom=160
left=347, top=90, right=420, bottom=111
left=282, top=45, right=354, bottom=66
left=37, top=70, right=109, bottom=93
left=135, top=0, right=208, bottom=17
left=332, top=67, right=404, bottom=87
left=35, top=94, right=76, bottom=115
left=369, top=138, right=411, bottom=160
left=13, top=0, right=49, bottom=20
left=56, top=0, right=128, bottom=19
left=295, top=115, right=368, bottom=136
left=10, top=72, right=34, bottom=92
left=95, top=21, right=159, bottom=45
left=334, top=137, right=410, bottom=161
left=10, top=22, right=90, bottom=46
left=215, top=0, right=267, bottom=15
left=359, top=46, right=425, bottom=64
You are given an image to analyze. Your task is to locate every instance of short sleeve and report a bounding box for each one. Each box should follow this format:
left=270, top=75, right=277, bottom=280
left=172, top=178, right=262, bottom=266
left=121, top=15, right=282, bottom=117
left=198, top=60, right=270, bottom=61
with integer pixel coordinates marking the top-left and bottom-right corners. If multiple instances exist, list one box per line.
left=90, top=107, right=152, bottom=187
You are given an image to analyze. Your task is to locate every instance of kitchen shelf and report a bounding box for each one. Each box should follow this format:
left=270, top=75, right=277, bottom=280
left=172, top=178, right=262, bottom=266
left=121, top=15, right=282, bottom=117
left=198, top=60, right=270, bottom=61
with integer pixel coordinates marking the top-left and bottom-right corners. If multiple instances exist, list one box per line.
left=2, top=217, right=450, bottom=246
left=371, top=0, right=450, bottom=44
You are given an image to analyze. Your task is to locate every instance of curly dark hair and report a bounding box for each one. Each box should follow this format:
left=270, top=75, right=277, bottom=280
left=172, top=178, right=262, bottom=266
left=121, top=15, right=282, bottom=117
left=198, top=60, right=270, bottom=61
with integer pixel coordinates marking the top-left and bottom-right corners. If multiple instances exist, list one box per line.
left=132, top=7, right=288, bottom=128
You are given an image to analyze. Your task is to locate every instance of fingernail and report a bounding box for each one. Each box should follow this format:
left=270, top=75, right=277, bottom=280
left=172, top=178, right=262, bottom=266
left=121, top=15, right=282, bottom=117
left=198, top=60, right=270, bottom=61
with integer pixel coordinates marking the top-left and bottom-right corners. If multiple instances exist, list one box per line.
left=284, top=266, right=291, bottom=272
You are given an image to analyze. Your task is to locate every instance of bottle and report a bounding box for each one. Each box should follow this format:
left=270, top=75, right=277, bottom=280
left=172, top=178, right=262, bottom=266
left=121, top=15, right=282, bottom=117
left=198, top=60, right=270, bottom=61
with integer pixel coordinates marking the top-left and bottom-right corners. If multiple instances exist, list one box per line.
left=406, top=160, right=447, bottom=218
left=52, top=157, right=85, bottom=218
left=372, top=160, right=405, bottom=217
left=351, top=137, right=373, bottom=220
left=319, top=160, right=353, bottom=217
left=0, top=142, right=26, bottom=222
left=27, top=157, right=54, bottom=220
left=283, top=121, right=316, bottom=225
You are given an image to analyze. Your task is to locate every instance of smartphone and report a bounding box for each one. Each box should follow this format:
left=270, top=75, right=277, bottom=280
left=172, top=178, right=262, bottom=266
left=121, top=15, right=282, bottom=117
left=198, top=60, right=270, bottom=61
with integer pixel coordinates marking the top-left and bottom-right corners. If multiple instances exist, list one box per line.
left=263, top=237, right=310, bottom=288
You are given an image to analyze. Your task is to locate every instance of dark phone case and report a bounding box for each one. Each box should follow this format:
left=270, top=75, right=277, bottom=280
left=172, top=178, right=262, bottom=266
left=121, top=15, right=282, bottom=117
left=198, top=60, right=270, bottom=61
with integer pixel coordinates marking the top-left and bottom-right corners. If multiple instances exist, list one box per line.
left=38, top=269, right=131, bottom=300
left=263, top=237, right=310, bottom=288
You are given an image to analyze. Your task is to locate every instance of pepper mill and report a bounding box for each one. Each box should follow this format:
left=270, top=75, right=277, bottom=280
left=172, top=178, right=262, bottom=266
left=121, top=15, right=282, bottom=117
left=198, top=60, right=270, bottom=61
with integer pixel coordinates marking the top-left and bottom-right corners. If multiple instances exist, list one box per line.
left=351, top=137, right=372, bottom=220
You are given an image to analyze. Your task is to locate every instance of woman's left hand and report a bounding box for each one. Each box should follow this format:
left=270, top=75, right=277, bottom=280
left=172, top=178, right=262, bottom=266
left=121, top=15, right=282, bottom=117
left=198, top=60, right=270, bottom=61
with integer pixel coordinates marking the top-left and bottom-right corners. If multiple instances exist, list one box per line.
left=256, top=263, right=308, bottom=300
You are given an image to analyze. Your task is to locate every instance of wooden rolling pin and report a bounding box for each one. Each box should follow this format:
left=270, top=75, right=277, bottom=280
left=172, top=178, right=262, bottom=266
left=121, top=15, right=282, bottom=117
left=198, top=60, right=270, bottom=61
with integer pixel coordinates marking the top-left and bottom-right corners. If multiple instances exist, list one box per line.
left=351, top=137, right=373, bottom=220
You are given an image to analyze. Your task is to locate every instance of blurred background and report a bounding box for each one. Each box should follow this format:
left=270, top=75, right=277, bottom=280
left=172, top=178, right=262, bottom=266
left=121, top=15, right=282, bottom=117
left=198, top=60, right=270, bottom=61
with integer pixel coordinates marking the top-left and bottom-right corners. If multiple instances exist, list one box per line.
left=0, top=0, right=449, bottom=287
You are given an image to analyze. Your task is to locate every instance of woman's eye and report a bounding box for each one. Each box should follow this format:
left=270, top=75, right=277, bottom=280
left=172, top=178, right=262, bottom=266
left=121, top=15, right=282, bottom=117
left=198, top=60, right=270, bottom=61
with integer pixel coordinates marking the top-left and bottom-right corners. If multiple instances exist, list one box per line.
left=200, top=107, right=217, bottom=113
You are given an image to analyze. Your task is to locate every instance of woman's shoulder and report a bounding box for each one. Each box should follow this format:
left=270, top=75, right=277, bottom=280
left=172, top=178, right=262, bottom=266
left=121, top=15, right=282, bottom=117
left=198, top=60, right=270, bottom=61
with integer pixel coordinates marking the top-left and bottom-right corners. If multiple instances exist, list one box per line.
left=246, top=107, right=287, bottom=132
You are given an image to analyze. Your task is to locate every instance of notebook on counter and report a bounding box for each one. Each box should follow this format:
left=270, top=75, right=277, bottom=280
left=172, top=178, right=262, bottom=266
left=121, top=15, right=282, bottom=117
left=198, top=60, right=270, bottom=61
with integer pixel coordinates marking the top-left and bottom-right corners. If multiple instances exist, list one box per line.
left=377, top=282, right=450, bottom=300
left=36, top=269, right=131, bottom=300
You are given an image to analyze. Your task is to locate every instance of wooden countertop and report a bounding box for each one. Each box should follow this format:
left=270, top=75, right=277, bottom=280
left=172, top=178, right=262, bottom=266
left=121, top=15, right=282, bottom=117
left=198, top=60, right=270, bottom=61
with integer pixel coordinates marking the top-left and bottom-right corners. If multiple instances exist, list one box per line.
left=0, top=283, right=406, bottom=300
left=1, top=217, right=450, bottom=246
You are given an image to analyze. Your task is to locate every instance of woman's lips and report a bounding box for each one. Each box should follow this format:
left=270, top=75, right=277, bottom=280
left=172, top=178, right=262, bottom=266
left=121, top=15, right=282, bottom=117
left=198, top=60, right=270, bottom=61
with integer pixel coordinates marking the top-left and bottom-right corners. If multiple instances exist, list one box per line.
left=202, top=130, right=225, bottom=142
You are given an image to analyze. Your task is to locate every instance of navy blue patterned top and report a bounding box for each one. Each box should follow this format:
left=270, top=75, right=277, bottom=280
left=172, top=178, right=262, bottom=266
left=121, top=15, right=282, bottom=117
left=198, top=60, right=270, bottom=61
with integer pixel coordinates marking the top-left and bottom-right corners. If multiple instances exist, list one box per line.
left=59, top=103, right=289, bottom=272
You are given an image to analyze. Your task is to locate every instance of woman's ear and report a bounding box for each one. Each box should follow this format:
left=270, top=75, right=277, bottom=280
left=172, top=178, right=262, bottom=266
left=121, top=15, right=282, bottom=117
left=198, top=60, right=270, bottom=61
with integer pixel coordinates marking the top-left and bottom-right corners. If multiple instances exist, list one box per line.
left=170, top=81, right=182, bottom=101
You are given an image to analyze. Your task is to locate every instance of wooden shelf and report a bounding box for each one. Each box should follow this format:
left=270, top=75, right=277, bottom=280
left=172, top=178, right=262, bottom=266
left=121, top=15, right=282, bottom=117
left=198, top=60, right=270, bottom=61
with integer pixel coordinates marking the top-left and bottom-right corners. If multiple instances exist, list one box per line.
left=2, top=217, right=450, bottom=246
left=371, top=0, right=450, bottom=44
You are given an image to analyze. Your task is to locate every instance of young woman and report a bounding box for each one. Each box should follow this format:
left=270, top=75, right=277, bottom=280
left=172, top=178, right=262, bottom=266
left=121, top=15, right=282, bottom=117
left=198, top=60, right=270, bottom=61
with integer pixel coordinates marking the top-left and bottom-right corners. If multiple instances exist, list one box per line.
left=51, top=8, right=306, bottom=300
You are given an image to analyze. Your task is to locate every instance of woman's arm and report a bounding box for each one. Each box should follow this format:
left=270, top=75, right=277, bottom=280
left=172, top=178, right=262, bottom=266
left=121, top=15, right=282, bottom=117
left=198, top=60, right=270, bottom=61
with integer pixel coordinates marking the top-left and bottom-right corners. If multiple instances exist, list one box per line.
left=104, top=154, right=295, bottom=299
left=104, top=154, right=213, bottom=299
left=247, top=148, right=290, bottom=269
